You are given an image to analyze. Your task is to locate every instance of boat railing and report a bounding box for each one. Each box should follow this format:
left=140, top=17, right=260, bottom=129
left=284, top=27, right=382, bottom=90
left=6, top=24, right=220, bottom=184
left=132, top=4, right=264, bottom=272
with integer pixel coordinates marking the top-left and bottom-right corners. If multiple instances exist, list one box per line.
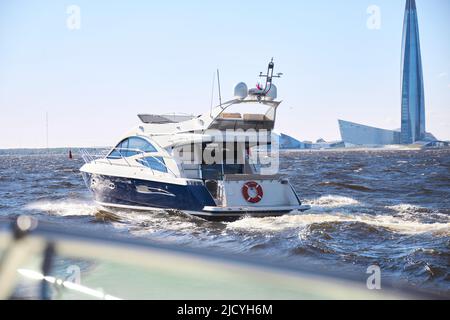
left=80, top=148, right=110, bottom=164
left=79, top=148, right=178, bottom=178
left=80, top=148, right=95, bottom=164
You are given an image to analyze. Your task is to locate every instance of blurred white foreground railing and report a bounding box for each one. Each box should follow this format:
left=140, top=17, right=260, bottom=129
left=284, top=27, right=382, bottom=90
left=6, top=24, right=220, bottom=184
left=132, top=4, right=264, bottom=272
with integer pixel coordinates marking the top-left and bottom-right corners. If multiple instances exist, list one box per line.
left=0, top=216, right=432, bottom=300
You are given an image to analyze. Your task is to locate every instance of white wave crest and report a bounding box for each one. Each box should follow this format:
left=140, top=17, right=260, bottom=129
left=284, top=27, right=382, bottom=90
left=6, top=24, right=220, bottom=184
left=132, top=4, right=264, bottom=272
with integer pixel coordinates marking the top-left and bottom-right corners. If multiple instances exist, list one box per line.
left=388, top=204, right=428, bottom=213
left=24, top=200, right=98, bottom=217
left=227, top=212, right=450, bottom=236
left=387, top=204, right=450, bottom=222
left=96, top=209, right=200, bottom=235
left=304, top=195, right=360, bottom=208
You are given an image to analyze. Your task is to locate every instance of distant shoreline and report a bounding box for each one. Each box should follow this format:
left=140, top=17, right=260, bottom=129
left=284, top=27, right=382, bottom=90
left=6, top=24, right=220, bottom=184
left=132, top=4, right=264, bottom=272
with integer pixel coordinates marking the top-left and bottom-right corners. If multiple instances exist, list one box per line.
left=280, top=146, right=450, bottom=152
left=0, top=146, right=110, bottom=151
left=1, top=146, right=449, bottom=153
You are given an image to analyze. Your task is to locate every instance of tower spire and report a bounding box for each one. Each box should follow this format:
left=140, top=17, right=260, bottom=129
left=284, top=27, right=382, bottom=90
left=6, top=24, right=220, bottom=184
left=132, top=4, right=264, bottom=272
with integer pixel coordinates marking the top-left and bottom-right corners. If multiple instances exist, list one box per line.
left=400, top=0, right=425, bottom=144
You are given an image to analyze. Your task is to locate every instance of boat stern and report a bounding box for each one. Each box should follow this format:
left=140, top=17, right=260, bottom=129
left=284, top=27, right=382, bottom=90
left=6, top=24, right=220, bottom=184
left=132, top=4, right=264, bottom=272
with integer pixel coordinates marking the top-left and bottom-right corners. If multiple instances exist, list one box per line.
left=198, top=174, right=310, bottom=219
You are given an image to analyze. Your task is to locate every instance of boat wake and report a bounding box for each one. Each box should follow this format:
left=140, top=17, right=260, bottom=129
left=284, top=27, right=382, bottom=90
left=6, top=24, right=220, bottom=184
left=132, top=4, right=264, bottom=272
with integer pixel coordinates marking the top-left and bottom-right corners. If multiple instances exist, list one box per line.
left=387, top=204, right=450, bottom=223
left=23, top=196, right=450, bottom=237
left=227, top=195, right=450, bottom=236
left=24, top=200, right=99, bottom=217
left=304, top=195, right=360, bottom=208
left=227, top=212, right=449, bottom=235
left=23, top=200, right=210, bottom=239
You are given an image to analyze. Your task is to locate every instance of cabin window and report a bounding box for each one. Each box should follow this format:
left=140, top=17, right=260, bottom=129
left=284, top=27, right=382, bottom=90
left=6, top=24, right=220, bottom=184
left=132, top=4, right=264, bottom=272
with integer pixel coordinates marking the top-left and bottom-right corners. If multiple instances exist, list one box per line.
left=108, top=137, right=157, bottom=158
left=138, top=156, right=168, bottom=173
left=201, top=164, right=243, bottom=180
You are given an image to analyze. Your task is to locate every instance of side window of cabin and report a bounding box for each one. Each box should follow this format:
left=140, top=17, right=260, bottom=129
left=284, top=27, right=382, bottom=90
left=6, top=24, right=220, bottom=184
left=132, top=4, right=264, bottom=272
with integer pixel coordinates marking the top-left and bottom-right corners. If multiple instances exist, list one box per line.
left=138, top=156, right=168, bottom=173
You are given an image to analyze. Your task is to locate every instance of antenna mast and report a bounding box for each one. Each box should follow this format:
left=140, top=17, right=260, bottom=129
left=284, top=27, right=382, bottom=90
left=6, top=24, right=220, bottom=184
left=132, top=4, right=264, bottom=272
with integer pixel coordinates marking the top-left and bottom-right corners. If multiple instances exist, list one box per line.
left=217, top=69, right=223, bottom=109
left=259, top=58, right=283, bottom=94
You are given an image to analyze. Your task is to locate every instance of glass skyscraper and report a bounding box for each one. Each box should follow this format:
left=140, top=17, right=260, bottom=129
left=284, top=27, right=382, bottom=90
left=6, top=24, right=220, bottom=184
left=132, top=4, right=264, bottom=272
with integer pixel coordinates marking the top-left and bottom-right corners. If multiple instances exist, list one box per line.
left=400, top=0, right=425, bottom=144
left=338, top=0, right=439, bottom=146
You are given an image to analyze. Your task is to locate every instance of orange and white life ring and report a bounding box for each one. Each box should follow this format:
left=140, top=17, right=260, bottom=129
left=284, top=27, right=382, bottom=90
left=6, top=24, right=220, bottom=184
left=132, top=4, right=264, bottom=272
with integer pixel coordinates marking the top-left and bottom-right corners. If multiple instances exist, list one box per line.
left=242, top=181, right=264, bottom=203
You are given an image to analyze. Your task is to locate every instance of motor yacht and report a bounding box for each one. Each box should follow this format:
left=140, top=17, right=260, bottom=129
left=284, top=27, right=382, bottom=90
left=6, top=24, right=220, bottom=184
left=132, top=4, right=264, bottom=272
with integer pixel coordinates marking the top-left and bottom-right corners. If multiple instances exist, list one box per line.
left=80, top=60, right=310, bottom=220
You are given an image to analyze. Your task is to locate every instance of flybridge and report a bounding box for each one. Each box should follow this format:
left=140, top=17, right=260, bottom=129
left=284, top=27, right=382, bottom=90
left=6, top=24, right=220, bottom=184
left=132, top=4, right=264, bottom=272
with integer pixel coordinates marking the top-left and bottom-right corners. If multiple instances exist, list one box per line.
left=134, top=59, right=283, bottom=134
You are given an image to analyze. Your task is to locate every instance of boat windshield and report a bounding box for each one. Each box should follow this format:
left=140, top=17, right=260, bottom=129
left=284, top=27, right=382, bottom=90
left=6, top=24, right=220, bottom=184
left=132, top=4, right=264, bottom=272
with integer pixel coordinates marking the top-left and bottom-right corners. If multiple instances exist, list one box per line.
left=107, top=137, right=157, bottom=158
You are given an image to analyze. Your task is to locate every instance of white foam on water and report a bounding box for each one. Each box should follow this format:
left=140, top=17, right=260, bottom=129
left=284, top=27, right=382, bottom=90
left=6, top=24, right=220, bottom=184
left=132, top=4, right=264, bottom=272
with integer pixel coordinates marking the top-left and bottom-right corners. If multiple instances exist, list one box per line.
left=23, top=198, right=449, bottom=237
left=388, top=204, right=428, bottom=213
left=104, top=209, right=199, bottom=235
left=304, top=195, right=360, bottom=208
left=227, top=214, right=350, bottom=233
left=24, top=200, right=98, bottom=217
left=23, top=200, right=199, bottom=235
left=359, top=214, right=449, bottom=235
left=227, top=212, right=450, bottom=236
left=387, top=204, right=450, bottom=222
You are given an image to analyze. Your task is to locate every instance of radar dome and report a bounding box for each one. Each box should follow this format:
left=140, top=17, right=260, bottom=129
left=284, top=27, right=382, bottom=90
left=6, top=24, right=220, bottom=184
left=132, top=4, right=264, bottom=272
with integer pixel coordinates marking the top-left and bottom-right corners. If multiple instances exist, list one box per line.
left=234, top=82, right=248, bottom=99
left=266, top=84, right=277, bottom=100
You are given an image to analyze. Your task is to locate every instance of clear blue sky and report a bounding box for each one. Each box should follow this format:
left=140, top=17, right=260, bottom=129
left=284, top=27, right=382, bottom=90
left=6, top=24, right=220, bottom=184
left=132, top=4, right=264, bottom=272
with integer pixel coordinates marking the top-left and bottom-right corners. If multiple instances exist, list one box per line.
left=0, top=0, right=449, bottom=148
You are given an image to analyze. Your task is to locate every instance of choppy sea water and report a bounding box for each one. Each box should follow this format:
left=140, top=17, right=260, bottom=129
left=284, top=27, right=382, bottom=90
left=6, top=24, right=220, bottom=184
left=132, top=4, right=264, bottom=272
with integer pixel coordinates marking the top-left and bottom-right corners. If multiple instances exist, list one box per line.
left=0, top=148, right=449, bottom=296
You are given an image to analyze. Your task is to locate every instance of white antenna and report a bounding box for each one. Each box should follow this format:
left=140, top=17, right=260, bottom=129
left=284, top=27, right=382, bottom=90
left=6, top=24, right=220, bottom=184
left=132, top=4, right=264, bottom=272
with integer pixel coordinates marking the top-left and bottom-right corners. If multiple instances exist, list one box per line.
left=217, top=69, right=222, bottom=109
